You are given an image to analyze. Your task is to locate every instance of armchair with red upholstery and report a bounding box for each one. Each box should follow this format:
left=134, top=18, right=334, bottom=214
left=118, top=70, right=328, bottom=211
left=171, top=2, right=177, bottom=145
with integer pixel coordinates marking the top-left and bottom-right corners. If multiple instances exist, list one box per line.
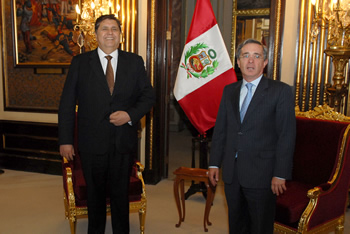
left=62, top=150, right=147, bottom=234
left=274, top=116, right=350, bottom=233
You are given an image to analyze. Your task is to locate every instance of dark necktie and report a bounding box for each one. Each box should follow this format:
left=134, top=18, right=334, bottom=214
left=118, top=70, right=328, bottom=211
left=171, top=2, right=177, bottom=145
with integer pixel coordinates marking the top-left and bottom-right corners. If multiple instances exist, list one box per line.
left=240, top=83, right=253, bottom=122
left=105, top=55, right=114, bottom=95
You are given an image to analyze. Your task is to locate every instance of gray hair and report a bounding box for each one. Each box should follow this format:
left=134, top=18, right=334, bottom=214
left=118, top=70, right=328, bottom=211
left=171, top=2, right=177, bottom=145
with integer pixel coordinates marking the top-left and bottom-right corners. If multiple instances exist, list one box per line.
left=236, top=38, right=268, bottom=60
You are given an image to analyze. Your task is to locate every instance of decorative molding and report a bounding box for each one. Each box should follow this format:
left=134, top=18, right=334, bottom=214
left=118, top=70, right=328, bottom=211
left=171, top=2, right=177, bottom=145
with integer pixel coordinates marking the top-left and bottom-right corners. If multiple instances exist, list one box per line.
left=148, top=0, right=155, bottom=170
left=235, top=8, right=270, bottom=16
left=272, top=1, right=281, bottom=81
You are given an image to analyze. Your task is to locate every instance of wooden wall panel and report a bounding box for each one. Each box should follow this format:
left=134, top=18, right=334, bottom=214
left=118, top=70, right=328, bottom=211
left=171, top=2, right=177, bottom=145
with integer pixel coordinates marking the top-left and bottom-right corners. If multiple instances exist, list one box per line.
left=0, top=121, right=61, bottom=175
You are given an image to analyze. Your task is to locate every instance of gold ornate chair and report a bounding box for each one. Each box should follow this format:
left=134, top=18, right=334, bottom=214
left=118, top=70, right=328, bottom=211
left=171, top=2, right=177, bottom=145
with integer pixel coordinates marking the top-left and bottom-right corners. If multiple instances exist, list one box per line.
left=62, top=150, right=147, bottom=234
left=62, top=108, right=146, bottom=233
left=274, top=105, right=350, bottom=233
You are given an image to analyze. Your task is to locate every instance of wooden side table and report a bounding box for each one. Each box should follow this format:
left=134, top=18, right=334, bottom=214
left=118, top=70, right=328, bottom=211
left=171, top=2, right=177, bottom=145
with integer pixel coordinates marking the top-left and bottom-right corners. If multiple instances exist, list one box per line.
left=173, top=167, right=216, bottom=232
left=185, top=135, right=212, bottom=200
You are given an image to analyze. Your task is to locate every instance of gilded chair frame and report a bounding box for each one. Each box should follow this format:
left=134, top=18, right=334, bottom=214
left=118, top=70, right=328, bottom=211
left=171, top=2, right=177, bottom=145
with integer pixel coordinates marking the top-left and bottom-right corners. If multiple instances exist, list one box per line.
left=274, top=106, right=350, bottom=234
left=63, top=160, right=147, bottom=234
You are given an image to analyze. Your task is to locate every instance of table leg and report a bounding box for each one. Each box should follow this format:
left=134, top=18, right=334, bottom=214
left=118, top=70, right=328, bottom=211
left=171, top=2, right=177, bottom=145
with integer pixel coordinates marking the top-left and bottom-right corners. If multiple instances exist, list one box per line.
left=180, top=179, right=186, bottom=222
left=203, top=182, right=215, bottom=232
left=174, top=177, right=182, bottom=227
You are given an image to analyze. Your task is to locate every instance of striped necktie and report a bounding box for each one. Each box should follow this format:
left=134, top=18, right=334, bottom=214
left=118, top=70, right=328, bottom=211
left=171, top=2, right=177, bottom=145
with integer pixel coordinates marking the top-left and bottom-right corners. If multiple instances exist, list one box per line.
left=105, top=55, right=114, bottom=95
left=240, top=83, right=253, bottom=122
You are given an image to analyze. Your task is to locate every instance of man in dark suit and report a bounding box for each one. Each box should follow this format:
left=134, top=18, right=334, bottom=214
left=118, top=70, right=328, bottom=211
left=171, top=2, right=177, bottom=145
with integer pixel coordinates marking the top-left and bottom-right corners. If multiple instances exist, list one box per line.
left=208, top=38, right=296, bottom=234
left=58, top=14, right=155, bottom=234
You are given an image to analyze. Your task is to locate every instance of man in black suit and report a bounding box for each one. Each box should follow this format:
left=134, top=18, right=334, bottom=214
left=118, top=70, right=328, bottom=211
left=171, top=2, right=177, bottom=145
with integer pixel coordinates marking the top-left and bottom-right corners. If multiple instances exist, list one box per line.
left=208, top=38, right=296, bottom=234
left=58, top=14, right=155, bottom=234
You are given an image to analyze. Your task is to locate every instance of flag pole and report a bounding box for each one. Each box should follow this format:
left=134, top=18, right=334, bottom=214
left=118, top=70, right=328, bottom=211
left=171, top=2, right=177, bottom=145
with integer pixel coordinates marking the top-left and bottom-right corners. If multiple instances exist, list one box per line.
left=174, top=0, right=236, bottom=199
left=198, top=133, right=209, bottom=169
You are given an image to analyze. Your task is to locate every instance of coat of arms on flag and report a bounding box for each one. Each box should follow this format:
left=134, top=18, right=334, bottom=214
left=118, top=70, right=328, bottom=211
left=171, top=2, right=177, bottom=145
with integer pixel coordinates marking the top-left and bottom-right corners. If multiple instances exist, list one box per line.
left=181, top=43, right=218, bottom=79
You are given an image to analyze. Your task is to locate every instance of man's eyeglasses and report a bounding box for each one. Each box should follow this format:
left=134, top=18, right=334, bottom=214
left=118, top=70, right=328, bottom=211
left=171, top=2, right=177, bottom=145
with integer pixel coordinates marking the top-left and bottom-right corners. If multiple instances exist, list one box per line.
left=239, top=53, right=264, bottom=60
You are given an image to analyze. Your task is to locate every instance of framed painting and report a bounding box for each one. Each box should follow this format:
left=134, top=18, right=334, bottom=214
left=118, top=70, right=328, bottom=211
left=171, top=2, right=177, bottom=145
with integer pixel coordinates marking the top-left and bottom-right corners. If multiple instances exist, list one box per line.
left=12, top=0, right=81, bottom=67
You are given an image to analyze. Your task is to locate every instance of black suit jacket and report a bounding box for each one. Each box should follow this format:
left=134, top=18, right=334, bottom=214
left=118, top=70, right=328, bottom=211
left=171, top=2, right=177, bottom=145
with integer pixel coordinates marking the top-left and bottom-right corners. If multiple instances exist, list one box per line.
left=58, top=49, right=155, bottom=155
left=209, top=76, right=296, bottom=188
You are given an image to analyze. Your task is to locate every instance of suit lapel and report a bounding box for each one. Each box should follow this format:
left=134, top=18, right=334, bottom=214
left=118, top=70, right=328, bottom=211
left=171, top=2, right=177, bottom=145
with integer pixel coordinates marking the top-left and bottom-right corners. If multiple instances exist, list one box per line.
left=89, top=49, right=111, bottom=94
left=230, top=80, right=242, bottom=125
left=114, top=50, right=128, bottom=96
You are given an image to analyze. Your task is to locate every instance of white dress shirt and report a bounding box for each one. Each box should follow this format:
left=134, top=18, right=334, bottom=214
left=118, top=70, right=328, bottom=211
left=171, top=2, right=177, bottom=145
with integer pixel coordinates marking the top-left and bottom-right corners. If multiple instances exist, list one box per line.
left=239, top=75, right=262, bottom=110
left=97, top=47, right=118, bottom=80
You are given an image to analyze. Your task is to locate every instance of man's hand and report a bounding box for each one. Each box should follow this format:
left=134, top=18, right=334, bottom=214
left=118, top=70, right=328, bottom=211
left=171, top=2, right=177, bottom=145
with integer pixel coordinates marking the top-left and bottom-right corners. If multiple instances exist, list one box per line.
left=60, top=144, right=75, bottom=161
left=209, top=168, right=220, bottom=187
left=271, top=177, right=287, bottom=196
left=109, top=111, right=131, bottom=126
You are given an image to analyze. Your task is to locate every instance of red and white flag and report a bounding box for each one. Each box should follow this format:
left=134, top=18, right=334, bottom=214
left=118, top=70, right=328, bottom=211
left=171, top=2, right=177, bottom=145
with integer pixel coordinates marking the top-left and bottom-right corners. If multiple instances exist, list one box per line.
left=174, top=0, right=237, bottom=134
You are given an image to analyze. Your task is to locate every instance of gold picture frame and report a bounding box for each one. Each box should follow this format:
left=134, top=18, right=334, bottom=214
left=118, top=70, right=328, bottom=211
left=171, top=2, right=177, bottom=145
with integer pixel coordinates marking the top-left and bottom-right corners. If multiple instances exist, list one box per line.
left=11, top=0, right=80, bottom=68
left=231, top=0, right=285, bottom=81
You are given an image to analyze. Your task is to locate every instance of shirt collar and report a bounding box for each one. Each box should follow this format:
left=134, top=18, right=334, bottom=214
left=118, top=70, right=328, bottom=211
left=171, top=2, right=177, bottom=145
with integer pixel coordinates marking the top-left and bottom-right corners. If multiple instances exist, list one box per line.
left=97, top=47, right=119, bottom=61
left=242, top=75, right=263, bottom=87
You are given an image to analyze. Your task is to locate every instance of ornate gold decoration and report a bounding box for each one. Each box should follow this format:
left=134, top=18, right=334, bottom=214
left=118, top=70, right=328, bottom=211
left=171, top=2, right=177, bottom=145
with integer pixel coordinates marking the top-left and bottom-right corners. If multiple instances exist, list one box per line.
left=295, top=104, right=350, bottom=121
left=295, top=0, right=350, bottom=114
left=74, top=0, right=137, bottom=53
left=74, top=0, right=118, bottom=52
left=324, top=47, right=350, bottom=112
left=310, top=0, right=350, bottom=112
left=236, top=8, right=270, bottom=16
left=274, top=120, right=350, bottom=233
left=311, top=0, right=350, bottom=48
left=272, top=1, right=281, bottom=81
left=295, top=0, right=306, bottom=110
left=148, top=0, right=156, bottom=170
left=275, top=215, right=345, bottom=233
left=298, top=124, right=350, bottom=233
left=63, top=159, right=147, bottom=234
left=297, top=188, right=320, bottom=231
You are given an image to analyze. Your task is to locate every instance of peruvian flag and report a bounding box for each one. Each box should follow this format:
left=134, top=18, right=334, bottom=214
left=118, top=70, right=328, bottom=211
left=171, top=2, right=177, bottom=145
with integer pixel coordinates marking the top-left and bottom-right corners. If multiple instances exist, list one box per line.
left=174, top=0, right=237, bottom=134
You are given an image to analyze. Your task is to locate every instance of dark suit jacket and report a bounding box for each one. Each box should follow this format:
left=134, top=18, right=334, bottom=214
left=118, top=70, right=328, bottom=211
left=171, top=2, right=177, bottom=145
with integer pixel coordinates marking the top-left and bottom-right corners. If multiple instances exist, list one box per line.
left=58, top=49, right=155, bottom=155
left=209, top=76, right=296, bottom=188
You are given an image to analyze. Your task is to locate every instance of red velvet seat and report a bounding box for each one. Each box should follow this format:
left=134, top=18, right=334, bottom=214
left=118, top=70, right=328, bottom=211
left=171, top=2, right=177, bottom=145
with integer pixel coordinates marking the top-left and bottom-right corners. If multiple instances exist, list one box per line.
left=274, top=116, right=350, bottom=233
left=62, top=145, right=146, bottom=234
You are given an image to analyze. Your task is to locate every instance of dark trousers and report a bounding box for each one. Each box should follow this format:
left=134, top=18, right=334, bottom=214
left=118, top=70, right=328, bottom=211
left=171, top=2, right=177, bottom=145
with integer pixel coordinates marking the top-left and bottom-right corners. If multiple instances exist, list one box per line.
left=224, top=164, right=276, bottom=234
left=80, top=149, right=133, bottom=234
